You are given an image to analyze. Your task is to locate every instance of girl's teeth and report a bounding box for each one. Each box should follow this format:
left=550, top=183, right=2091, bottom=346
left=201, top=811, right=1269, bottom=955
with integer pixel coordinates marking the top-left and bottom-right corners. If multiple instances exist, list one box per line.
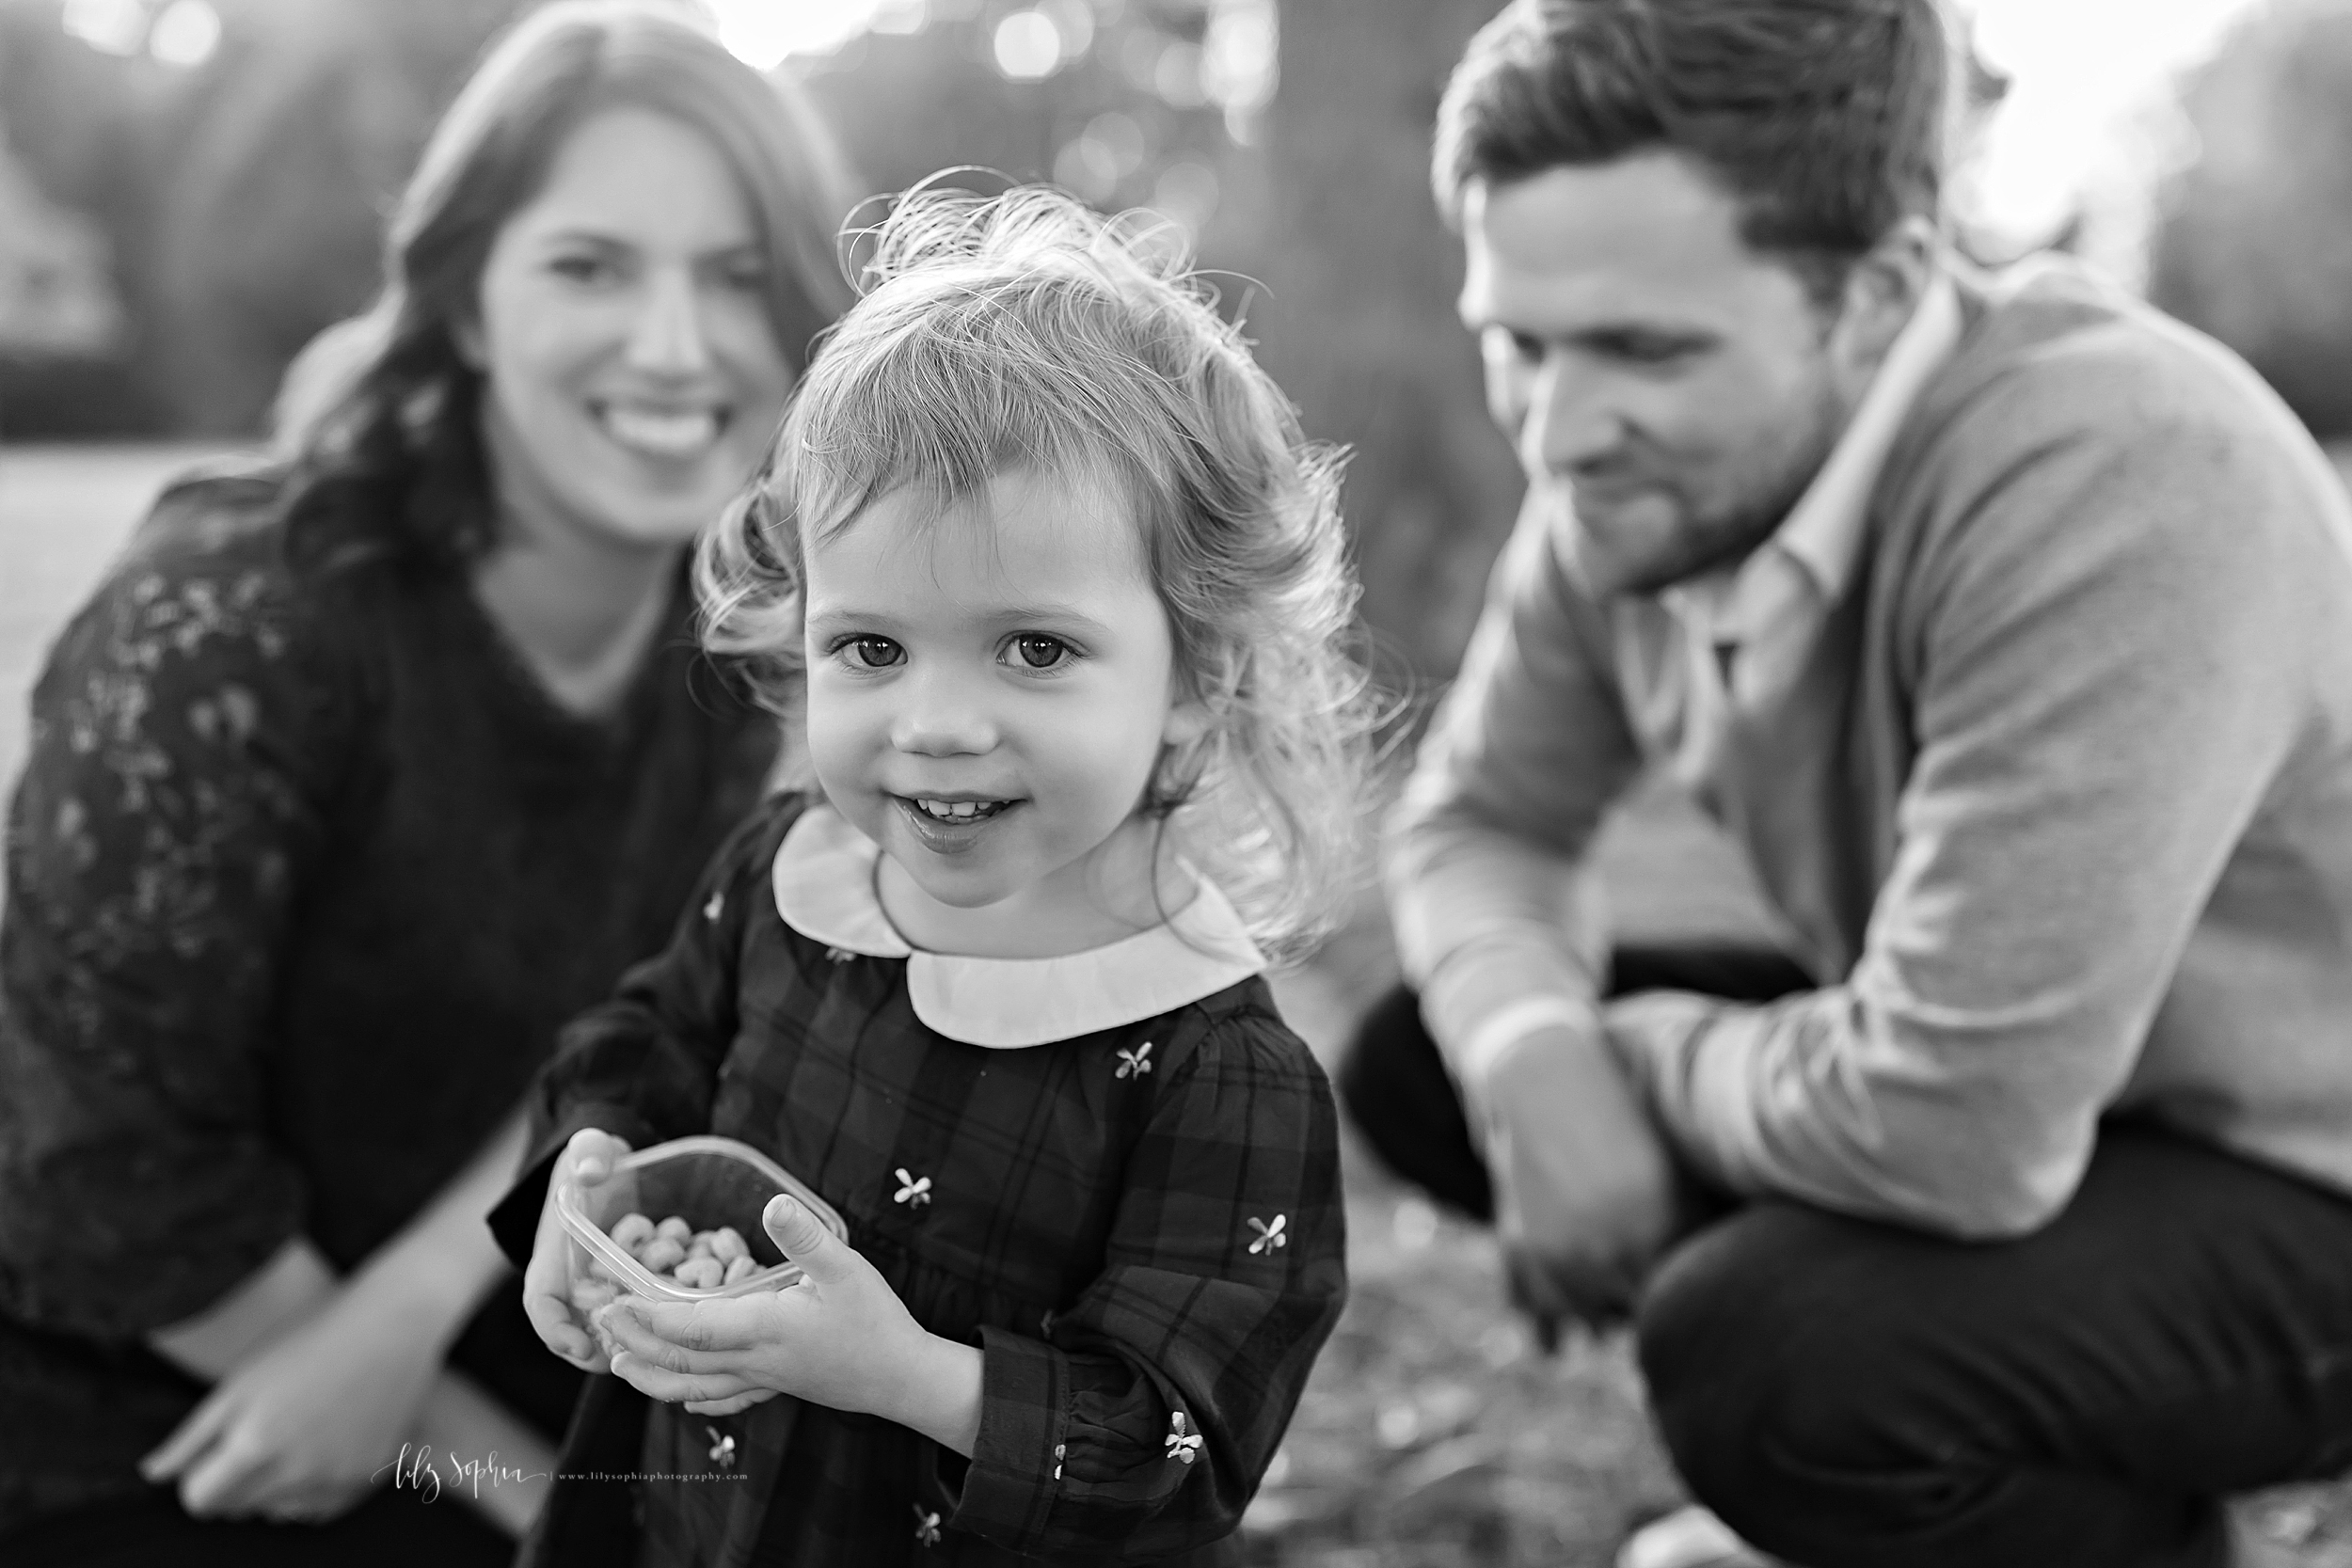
left=600, top=405, right=721, bottom=458
left=917, top=799, right=998, bottom=820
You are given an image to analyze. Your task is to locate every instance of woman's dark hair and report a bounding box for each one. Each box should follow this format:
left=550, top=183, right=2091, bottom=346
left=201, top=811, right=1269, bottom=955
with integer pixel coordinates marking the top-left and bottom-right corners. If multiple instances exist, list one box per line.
left=1433, top=0, right=1953, bottom=297
left=276, top=0, right=860, bottom=572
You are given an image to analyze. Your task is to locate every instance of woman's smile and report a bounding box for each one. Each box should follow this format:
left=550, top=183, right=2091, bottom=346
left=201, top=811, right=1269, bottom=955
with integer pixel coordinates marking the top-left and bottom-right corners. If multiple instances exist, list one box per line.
left=590, top=397, right=732, bottom=463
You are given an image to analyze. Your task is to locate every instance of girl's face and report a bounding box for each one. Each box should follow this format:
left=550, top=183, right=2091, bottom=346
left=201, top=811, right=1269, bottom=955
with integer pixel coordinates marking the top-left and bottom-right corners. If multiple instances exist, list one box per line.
left=465, top=105, right=790, bottom=555
left=803, top=467, right=1205, bottom=952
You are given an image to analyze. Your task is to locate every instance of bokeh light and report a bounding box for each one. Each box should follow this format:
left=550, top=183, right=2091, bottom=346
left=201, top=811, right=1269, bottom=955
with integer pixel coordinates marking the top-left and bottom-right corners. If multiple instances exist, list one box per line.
left=1151, top=158, right=1219, bottom=238
left=147, top=0, right=221, bottom=69
left=707, top=0, right=882, bottom=70
left=992, top=8, right=1063, bottom=81
left=1958, top=0, right=2269, bottom=245
left=59, top=0, right=147, bottom=56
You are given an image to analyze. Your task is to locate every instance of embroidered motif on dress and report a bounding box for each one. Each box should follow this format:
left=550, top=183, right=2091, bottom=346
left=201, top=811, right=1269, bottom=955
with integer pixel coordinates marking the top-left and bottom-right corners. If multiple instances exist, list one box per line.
left=893, top=1168, right=932, bottom=1208
left=1115, top=1040, right=1153, bottom=1079
left=1248, top=1214, right=1287, bottom=1254
left=706, top=1425, right=735, bottom=1469
left=1052, top=1442, right=1065, bottom=1481
left=703, top=890, right=724, bottom=922
left=1165, top=1410, right=1202, bottom=1465
left=913, top=1504, right=942, bottom=1545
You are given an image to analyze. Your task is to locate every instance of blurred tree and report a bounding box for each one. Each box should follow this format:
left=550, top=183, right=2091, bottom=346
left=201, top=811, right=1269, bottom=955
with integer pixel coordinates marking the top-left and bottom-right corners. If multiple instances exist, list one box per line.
left=0, top=125, right=123, bottom=358
left=1223, top=0, right=1518, bottom=678
left=2146, top=0, right=2352, bottom=443
left=0, top=0, right=520, bottom=436
left=802, top=2, right=1239, bottom=237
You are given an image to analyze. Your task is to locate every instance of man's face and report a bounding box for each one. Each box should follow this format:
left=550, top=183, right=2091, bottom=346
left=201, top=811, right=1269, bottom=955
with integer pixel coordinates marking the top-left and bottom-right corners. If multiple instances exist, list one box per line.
left=1460, top=152, right=1851, bottom=596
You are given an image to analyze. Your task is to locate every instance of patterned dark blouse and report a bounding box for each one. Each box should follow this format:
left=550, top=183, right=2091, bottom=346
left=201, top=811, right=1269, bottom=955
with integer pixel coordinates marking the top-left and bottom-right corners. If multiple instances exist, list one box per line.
left=0, top=466, right=778, bottom=1530
left=488, top=796, right=1348, bottom=1567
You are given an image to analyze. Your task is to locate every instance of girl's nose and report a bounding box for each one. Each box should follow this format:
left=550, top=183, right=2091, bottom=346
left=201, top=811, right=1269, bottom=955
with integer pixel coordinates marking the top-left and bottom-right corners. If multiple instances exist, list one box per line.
left=624, top=267, right=711, bottom=375
left=889, top=676, right=997, bottom=757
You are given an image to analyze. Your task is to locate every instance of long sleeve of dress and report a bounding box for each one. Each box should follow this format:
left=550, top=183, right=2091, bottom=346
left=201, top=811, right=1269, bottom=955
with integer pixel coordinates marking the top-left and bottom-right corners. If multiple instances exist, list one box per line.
left=949, top=1009, right=1346, bottom=1563
left=487, top=801, right=782, bottom=1264
left=0, top=531, right=345, bottom=1336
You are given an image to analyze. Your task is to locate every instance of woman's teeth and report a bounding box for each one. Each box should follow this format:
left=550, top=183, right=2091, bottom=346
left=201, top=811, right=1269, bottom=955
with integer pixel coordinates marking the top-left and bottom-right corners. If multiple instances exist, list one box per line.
left=914, top=799, right=1009, bottom=821
left=598, top=404, right=723, bottom=458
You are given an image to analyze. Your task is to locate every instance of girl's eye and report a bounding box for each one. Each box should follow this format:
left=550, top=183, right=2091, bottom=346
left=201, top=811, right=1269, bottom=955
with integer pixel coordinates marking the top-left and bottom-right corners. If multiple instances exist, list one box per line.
left=845, top=637, right=904, bottom=669
left=1010, top=635, right=1071, bottom=671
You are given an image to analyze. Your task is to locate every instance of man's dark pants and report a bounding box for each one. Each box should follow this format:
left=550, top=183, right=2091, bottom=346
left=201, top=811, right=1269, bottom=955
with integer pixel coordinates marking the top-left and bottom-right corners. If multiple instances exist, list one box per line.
left=1341, top=951, right=2352, bottom=1568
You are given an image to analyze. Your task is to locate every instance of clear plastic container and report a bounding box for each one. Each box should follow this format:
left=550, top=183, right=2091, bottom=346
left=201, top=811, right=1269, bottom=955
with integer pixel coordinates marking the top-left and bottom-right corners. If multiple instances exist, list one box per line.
left=556, top=1133, right=847, bottom=1303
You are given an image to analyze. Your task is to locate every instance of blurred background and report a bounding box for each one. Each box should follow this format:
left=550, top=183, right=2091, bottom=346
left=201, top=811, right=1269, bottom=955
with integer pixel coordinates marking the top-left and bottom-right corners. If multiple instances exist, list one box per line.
left=7, top=1, right=2352, bottom=1561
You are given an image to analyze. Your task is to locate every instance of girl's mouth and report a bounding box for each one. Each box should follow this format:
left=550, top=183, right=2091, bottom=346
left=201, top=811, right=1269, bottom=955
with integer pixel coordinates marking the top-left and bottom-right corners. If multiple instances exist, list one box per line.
left=909, top=797, right=1013, bottom=822
left=893, top=795, right=1018, bottom=854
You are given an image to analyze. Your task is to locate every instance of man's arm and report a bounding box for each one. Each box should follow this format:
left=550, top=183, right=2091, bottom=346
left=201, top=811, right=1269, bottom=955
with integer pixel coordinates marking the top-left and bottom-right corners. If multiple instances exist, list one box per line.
left=1605, top=372, right=2329, bottom=1238
left=1389, top=491, right=1685, bottom=1327
left=1388, top=489, right=1644, bottom=1117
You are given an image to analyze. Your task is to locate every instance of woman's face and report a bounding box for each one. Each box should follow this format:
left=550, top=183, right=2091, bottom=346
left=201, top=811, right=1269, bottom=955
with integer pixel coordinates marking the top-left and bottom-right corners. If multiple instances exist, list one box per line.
left=466, top=104, right=790, bottom=554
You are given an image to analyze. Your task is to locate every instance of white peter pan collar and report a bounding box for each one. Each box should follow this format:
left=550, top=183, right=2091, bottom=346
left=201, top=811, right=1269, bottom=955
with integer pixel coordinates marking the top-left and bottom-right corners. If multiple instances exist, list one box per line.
left=771, top=802, right=1266, bottom=1049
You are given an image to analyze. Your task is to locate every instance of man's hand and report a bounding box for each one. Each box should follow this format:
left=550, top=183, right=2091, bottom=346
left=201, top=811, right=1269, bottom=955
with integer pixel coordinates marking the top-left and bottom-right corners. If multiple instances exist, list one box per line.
left=140, top=1268, right=448, bottom=1521
left=1475, top=1021, right=1682, bottom=1341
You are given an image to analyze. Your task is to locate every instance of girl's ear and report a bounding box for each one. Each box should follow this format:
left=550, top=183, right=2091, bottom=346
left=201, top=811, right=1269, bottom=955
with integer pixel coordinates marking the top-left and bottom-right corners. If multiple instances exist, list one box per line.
left=1162, top=693, right=1212, bottom=747
left=452, top=313, right=488, bottom=372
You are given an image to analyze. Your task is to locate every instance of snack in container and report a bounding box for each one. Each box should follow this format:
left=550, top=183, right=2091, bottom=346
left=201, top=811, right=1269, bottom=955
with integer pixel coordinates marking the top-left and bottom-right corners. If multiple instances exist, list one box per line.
left=557, top=1134, right=847, bottom=1327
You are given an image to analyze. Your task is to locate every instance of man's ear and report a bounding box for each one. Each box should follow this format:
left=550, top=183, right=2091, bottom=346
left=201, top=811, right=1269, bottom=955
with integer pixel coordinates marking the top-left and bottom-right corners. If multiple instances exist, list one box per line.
left=1829, top=215, right=1939, bottom=378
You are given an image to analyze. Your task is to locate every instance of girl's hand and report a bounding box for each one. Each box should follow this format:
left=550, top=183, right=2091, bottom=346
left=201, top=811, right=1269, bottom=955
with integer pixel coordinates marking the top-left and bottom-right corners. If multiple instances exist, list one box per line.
left=596, top=1194, right=983, bottom=1454
left=520, top=1127, right=632, bottom=1371
left=140, top=1270, right=446, bottom=1521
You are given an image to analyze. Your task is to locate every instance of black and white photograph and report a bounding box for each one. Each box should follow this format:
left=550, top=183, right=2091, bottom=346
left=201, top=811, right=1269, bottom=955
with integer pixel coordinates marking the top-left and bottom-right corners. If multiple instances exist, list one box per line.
left=3, top=1, right=2350, bottom=1563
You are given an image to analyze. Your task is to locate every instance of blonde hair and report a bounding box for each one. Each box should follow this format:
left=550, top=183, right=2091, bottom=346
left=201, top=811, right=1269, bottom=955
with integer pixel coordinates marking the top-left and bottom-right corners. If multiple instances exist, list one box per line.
left=698, top=185, right=1375, bottom=960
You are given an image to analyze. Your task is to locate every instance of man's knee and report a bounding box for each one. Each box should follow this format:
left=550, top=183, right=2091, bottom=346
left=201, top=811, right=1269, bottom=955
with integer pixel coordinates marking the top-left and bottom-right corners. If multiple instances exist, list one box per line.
left=1636, top=1206, right=1923, bottom=1525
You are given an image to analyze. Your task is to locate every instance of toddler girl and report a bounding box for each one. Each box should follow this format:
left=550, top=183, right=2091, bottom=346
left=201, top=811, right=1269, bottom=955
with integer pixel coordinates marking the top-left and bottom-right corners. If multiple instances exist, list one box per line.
left=500, top=186, right=1373, bottom=1565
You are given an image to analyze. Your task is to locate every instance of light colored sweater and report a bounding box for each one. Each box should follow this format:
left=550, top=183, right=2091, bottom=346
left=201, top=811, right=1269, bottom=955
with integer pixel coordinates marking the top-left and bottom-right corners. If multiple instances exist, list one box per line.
left=1390, top=260, right=2352, bottom=1239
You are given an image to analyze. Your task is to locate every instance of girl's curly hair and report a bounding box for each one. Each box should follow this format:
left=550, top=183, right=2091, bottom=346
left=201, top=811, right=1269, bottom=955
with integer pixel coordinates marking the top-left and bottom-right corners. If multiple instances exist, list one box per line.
left=697, top=183, right=1377, bottom=961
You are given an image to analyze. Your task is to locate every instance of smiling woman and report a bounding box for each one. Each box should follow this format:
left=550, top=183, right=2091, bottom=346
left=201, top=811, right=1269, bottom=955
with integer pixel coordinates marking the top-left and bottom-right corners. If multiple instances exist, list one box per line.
left=0, top=5, right=861, bottom=1564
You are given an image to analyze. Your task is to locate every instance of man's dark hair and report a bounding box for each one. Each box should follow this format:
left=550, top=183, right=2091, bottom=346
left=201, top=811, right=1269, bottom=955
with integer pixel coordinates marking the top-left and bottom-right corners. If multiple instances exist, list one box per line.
left=1435, top=0, right=1952, bottom=289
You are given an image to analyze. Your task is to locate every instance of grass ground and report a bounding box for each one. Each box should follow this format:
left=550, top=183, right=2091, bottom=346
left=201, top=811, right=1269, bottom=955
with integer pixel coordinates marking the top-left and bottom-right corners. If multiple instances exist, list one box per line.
left=4, top=444, right=2348, bottom=1565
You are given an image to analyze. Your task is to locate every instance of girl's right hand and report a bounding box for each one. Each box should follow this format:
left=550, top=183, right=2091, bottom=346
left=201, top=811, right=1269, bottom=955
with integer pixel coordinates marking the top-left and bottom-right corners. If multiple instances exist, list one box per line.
left=521, top=1127, right=632, bottom=1371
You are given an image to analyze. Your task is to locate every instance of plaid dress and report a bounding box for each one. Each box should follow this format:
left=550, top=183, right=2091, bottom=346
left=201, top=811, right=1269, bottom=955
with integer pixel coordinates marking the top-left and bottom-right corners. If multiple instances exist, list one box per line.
left=492, top=796, right=1347, bottom=1566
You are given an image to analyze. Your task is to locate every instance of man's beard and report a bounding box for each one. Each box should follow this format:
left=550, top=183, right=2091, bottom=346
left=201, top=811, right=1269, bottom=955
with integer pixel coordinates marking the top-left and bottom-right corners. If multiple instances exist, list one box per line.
left=1589, top=382, right=1846, bottom=597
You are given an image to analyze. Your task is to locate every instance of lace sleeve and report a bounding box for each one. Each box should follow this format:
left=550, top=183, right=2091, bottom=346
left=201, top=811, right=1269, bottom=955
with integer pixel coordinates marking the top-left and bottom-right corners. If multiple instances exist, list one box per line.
left=0, top=535, right=348, bottom=1338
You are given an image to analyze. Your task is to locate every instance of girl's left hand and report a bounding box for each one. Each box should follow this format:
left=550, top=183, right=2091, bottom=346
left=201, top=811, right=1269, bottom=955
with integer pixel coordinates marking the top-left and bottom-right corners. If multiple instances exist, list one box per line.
left=596, top=1194, right=932, bottom=1422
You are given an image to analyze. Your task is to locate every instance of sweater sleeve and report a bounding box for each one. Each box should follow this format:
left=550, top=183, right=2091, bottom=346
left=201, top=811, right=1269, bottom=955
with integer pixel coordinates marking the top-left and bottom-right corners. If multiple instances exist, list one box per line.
left=1386, top=489, right=1643, bottom=1092
left=0, top=512, right=346, bottom=1336
left=948, top=1008, right=1346, bottom=1562
left=487, top=798, right=797, bottom=1266
left=1607, top=368, right=2323, bottom=1238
